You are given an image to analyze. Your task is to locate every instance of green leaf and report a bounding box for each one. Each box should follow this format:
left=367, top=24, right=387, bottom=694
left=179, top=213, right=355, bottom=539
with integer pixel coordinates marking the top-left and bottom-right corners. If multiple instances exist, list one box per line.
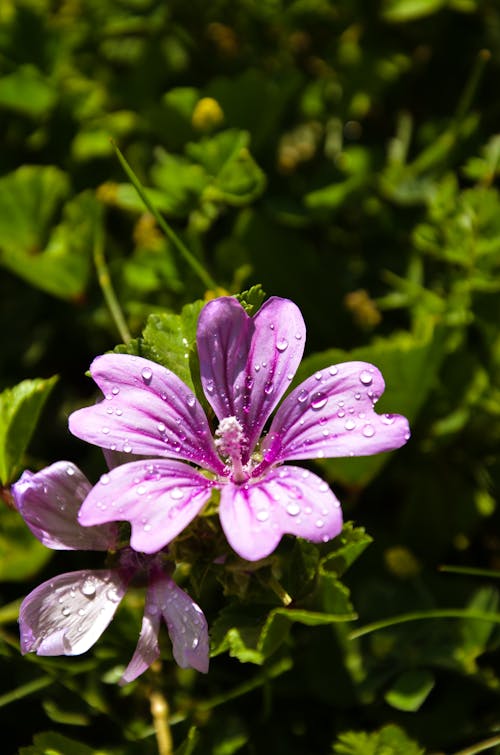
left=235, top=284, right=266, bottom=315
left=0, top=65, right=57, bottom=118
left=175, top=727, right=200, bottom=755
left=150, top=153, right=210, bottom=217
left=333, top=724, right=425, bottom=754
left=321, top=523, right=373, bottom=577
left=0, top=376, right=58, bottom=485
left=381, top=0, right=446, bottom=23
left=384, top=669, right=435, bottom=712
left=295, top=327, right=444, bottom=486
left=141, top=300, right=205, bottom=389
left=211, top=600, right=356, bottom=665
left=0, top=167, right=97, bottom=299
left=0, top=504, right=52, bottom=581
left=18, top=730, right=107, bottom=755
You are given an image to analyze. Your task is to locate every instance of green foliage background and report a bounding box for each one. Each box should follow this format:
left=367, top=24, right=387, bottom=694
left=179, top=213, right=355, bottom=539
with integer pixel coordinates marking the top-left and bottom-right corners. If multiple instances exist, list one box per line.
left=2, top=0, right=500, bottom=752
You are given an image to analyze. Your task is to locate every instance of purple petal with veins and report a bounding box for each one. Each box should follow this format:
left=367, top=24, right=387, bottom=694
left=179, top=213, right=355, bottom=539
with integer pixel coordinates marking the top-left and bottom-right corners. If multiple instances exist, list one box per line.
left=259, top=361, right=410, bottom=468
left=219, top=465, right=343, bottom=561
left=13, top=461, right=118, bottom=551
left=78, top=459, right=215, bottom=554
left=150, top=571, right=209, bottom=673
left=197, top=297, right=305, bottom=460
left=19, top=569, right=128, bottom=656
left=120, top=598, right=161, bottom=685
left=69, top=354, right=225, bottom=474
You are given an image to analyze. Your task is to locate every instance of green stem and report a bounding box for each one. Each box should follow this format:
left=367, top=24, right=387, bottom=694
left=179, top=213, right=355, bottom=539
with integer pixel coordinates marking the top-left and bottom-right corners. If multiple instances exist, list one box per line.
left=93, top=206, right=132, bottom=345
left=453, top=734, right=500, bottom=755
left=454, top=49, right=491, bottom=123
left=349, top=608, right=500, bottom=640
left=112, top=141, right=218, bottom=291
left=150, top=690, right=173, bottom=755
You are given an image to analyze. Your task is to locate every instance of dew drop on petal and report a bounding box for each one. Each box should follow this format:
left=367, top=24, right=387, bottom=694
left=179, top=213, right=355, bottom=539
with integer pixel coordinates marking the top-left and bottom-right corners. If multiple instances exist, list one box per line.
left=141, top=367, right=153, bottom=384
left=100, top=473, right=110, bottom=486
left=276, top=338, right=289, bottom=352
left=362, top=424, right=375, bottom=438
left=61, top=607, right=71, bottom=617
left=256, top=509, right=270, bottom=522
left=170, top=487, right=184, bottom=500
left=344, top=419, right=356, bottom=431
left=337, top=409, right=345, bottom=418
left=107, top=588, right=121, bottom=603
left=297, top=389, right=308, bottom=404
left=101, top=426, right=110, bottom=435
left=315, top=371, right=322, bottom=381
left=315, top=519, right=324, bottom=528
left=81, top=578, right=97, bottom=598
left=295, top=332, right=302, bottom=340
left=157, top=422, right=166, bottom=433
left=264, top=381, right=274, bottom=395
left=111, top=386, right=120, bottom=396
left=286, top=502, right=301, bottom=516
left=206, top=379, right=214, bottom=393
left=329, top=366, right=338, bottom=376
left=245, top=375, right=254, bottom=390
left=382, top=413, right=395, bottom=425
left=186, top=393, right=196, bottom=408
left=310, top=392, right=328, bottom=410
left=123, top=442, right=132, bottom=453
left=359, top=370, right=373, bottom=386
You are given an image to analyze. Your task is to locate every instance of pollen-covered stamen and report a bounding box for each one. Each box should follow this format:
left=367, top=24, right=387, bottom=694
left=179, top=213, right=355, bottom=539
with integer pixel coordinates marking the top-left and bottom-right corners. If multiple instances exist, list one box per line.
left=215, top=417, right=248, bottom=483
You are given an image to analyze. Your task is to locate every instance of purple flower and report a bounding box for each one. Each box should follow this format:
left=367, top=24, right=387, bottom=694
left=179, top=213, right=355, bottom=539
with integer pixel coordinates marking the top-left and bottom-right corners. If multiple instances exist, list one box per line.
left=69, top=296, right=410, bottom=561
left=13, top=461, right=209, bottom=683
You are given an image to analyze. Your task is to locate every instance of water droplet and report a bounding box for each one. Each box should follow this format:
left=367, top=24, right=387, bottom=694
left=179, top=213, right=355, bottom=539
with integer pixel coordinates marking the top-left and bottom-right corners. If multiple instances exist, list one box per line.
left=264, top=381, right=274, bottom=395
left=276, top=338, right=289, bottom=352
left=359, top=370, right=373, bottom=386
left=81, top=578, right=96, bottom=597
left=315, top=371, right=322, bottom=381
left=170, top=487, right=184, bottom=500
left=354, top=392, right=361, bottom=400
left=100, top=473, right=110, bottom=486
left=286, top=502, right=301, bottom=516
left=337, top=409, right=345, bottom=418
left=61, top=607, right=71, bottom=617
left=382, top=413, right=395, bottom=425
left=206, top=379, right=214, bottom=393
left=192, top=636, right=199, bottom=649
left=310, top=392, right=328, bottom=410
left=344, top=419, right=356, bottom=431
left=270, top=323, right=275, bottom=330
left=297, top=389, right=308, bottom=404
left=245, top=375, right=254, bottom=390
left=116, top=408, right=123, bottom=416
left=254, top=363, right=261, bottom=372
left=329, top=366, right=338, bottom=376
left=101, top=426, right=110, bottom=435
left=315, top=518, right=324, bottom=528
left=186, top=393, right=196, bottom=408
left=137, top=485, right=146, bottom=495
left=123, top=442, right=132, bottom=453
left=171, top=440, right=181, bottom=452
left=143, top=523, right=152, bottom=532
left=66, top=465, right=75, bottom=476
left=295, top=332, right=302, bottom=340
left=106, top=407, right=113, bottom=415
left=141, top=367, right=153, bottom=384
left=111, top=386, right=120, bottom=395
left=107, top=587, right=121, bottom=603
left=362, top=424, right=375, bottom=437
left=157, top=422, right=166, bottom=433
left=256, top=509, right=269, bottom=522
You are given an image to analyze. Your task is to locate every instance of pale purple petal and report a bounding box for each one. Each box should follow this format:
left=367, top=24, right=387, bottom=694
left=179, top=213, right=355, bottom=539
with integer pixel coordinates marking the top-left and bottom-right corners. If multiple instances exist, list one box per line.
left=150, top=571, right=209, bottom=673
left=120, top=599, right=161, bottom=685
left=219, top=465, right=343, bottom=561
left=259, top=361, right=410, bottom=468
left=197, top=297, right=305, bottom=459
left=78, top=459, right=215, bottom=554
left=19, top=569, right=128, bottom=656
left=69, top=354, right=225, bottom=474
left=13, top=462, right=118, bottom=551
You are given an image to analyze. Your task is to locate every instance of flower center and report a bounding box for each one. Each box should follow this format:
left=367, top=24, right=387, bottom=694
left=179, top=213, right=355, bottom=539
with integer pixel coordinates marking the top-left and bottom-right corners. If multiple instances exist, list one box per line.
left=215, top=416, right=248, bottom=483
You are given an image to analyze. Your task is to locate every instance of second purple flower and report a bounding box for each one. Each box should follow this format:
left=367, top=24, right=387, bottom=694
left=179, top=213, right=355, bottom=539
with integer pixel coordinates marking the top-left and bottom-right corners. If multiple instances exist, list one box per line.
left=69, top=296, right=410, bottom=561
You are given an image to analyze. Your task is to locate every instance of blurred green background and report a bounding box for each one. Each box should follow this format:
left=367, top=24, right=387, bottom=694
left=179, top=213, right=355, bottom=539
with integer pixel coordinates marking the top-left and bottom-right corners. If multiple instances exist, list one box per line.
left=2, top=0, right=500, bottom=753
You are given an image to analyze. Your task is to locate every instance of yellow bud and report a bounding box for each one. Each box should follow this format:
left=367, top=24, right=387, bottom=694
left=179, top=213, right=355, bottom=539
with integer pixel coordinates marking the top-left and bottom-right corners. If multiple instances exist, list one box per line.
left=192, top=97, right=224, bottom=132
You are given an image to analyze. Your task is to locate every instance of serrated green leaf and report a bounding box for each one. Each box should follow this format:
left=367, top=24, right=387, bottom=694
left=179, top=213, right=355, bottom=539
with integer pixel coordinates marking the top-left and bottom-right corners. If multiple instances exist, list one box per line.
left=384, top=669, right=435, bottom=712
left=321, top=523, right=373, bottom=577
left=0, top=167, right=97, bottom=299
left=141, top=300, right=204, bottom=389
left=333, top=723, right=425, bottom=755
left=0, top=376, right=58, bottom=485
left=235, top=284, right=266, bottom=315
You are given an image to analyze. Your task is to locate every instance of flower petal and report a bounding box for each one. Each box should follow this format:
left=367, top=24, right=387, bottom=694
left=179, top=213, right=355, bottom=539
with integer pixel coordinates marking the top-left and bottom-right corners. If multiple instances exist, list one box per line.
left=197, top=297, right=305, bottom=458
left=78, top=459, right=215, bottom=554
left=260, top=361, right=410, bottom=466
left=150, top=571, right=209, bottom=673
left=69, top=354, right=225, bottom=474
left=219, top=465, right=343, bottom=561
left=120, top=598, right=161, bottom=685
left=13, top=461, right=118, bottom=551
left=19, top=569, right=127, bottom=656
